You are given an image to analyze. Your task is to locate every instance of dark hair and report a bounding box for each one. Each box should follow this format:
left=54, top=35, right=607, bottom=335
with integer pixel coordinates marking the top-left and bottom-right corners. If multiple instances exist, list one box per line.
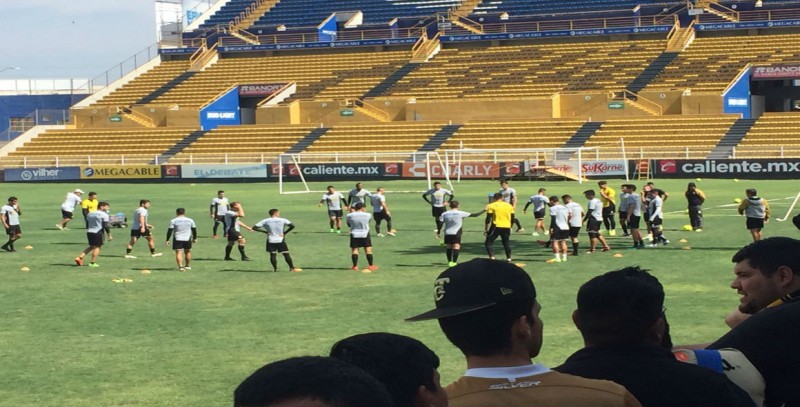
left=218, top=190, right=225, bottom=194
left=538, top=188, right=546, bottom=193
left=330, top=333, right=440, bottom=407
left=327, top=185, right=334, bottom=190
left=597, top=181, right=608, bottom=186
left=139, top=199, right=150, bottom=206
left=575, top=266, right=664, bottom=346
left=88, top=191, right=97, bottom=197
left=8, top=196, right=17, bottom=202
left=234, top=356, right=392, bottom=407
left=561, top=194, right=572, bottom=201
left=493, top=192, right=503, bottom=200
left=500, top=180, right=508, bottom=185
left=732, top=237, right=800, bottom=278
left=433, top=181, right=441, bottom=186
left=269, top=208, right=279, bottom=216
left=98, top=201, right=110, bottom=208
left=583, top=189, right=595, bottom=197
left=549, top=195, right=559, bottom=203
left=624, top=184, right=637, bottom=191
left=746, top=188, right=757, bottom=196
left=438, top=299, right=535, bottom=357
left=449, top=200, right=460, bottom=208
left=176, top=208, right=185, bottom=215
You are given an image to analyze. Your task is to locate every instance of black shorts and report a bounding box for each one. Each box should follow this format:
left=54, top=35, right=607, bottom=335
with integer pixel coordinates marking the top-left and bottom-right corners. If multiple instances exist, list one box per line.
left=432, top=206, right=446, bottom=218
left=552, top=228, right=570, bottom=241
left=87, top=232, right=104, bottom=247
left=603, top=203, right=616, bottom=216
left=650, top=218, right=663, bottom=227
left=628, top=215, right=641, bottom=229
left=228, top=230, right=243, bottom=242
left=569, top=226, right=581, bottom=238
left=534, top=209, right=545, bottom=220
left=173, top=240, right=192, bottom=251
left=131, top=228, right=152, bottom=238
left=5, top=225, right=21, bottom=235
left=746, top=217, right=765, bottom=230
left=444, top=229, right=463, bottom=245
left=328, top=209, right=343, bottom=218
left=374, top=212, right=390, bottom=222
left=61, top=210, right=74, bottom=219
left=267, top=241, right=289, bottom=253
left=587, top=218, right=601, bottom=235
left=214, top=215, right=225, bottom=223
left=350, top=235, right=372, bottom=248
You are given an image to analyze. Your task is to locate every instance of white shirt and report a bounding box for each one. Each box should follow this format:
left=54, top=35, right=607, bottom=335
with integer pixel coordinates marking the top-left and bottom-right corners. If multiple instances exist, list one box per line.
left=649, top=196, right=663, bottom=221
left=61, top=192, right=82, bottom=212
left=550, top=204, right=570, bottom=230
left=87, top=210, right=110, bottom=233
left=626, top=193, right=642, bottom=217
left=424, top=188, right=451, bottom=207
left=210, top=197, right=229, bottom=216
left=321, top=192, right=345, bottom=211
left=348, top=189, right=372, bottom=206
left=370, top=194, right=386, bottom=213
left=566, top=201, right=583, bottom=227
left=1, top=204, right=20, bottom=226
left=499, top=187, right=517, bottom=205
left=587, top=198, right=603, bottom=222
left=346, top=211, right=372, bottom=238
left=169, top=216, right=197, bottom=241
left=132, top=207, right=149, bottom=230
left=254, top=217, right=292, bottom=244
left=440, top=210, right=472, bottom=235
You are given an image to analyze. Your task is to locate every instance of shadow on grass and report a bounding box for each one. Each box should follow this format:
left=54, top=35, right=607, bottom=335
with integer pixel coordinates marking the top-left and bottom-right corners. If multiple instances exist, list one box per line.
left=217, top=268, right=270, bottom=273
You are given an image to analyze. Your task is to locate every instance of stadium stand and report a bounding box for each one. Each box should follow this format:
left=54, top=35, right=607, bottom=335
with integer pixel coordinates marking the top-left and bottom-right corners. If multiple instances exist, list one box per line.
left=583, top=115, right=739, bottom=159
left=93, top=60, right=192, bottom=107
left=304, top=122, right=448, bottom=154
left=734, top=112, right=800, bottom=158
left=149, top=50, right=412, bottom=107
left=387, top=39, right=666, bottom=100
left=251, top=0, right=462, bottom=27
left=645, top=32, right=800, bottom=92
left=472, top=0, right=679, bottom=15
left=0, top=127, right=197, bottom=166
left=437, top=119, right=587, bottom=157
left=170, top=124, right=319, bottom=163
left=199, top=0, right=258, bottom=30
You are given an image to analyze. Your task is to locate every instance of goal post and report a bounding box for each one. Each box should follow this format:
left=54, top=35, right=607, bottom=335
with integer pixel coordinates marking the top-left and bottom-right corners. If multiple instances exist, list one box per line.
left=775, top=191, right=800, bottom=222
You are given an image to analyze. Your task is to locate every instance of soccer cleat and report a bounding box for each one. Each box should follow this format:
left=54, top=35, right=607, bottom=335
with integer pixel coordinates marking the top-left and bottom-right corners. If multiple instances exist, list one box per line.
left=179, top=267, right=186, bottom=272
left=1, top=245, right=9, bottom=252
left=291, top=268, right=303, bottom=272
left=649, top=243, right=659, bottom=247
left=377, top=233, right=385, bottom=237
left=330, top=228, right=335, bottom=233
left=272, top=269, right=279, bottom=273
left=506, top=258, right=513, bottom=262
left=532, top=232, right=540, bottom=236
left=241, top=256, right=252, bottom=261
left=88, top=263, right=100, bottom=268
left=184, top=266, right=192, bottom=271
left=151, top=252, right=163, bottom=257
left=439, top=240, right=445, bottom=247
left=695, top=229, right=703, bottom=232
left=629, top=245, right=641, bottom=250
left=213, top=235, right=219, bottom=239
left=336, top=230, right=341, bottom=234
left=55, top=224, right=64, bottom=230
left=517, top=228, right=525, bottom=233
left=544, top=230, right=550, bottom=235
left=387, top=231, right=396, bottom=236
left=74, top=257, right=83, bottom=266
left=602, top=247, right=611, bottom=252
left=546, top=258, right=561, bottom=263
left=351, top=266, right=359, bottom=271
left=448, top=261, right=458, bottom=267
left=367, top=265, right=379, bottom=271
left=586, top=250, right=596, bottom=254
left=622, top=233, right=630, bottom=237
left=662, top=240, right=669, bottom=246
left=609, top=230, right=617, bottom=236
left=124, top=254, right=137, bottom=259
left=224, top=257, right=235, bottom=261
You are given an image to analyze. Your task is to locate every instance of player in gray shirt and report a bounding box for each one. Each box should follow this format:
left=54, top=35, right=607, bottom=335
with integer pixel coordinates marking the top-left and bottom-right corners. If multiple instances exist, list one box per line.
left=253, top=208, right=302, bottom=273
left=623, top=184, right=644, bottom=249
left=347, top=183, right=372, bottom=208
left=439, top=200, right=485, bottom=267
left=1, top=196, right=21, bottom=252
left=523, top=188, right=550, bottom=236
left=499, top=180, right=524, bottom=232
left=346, top=203, right=377, bottom=271
left=126, top=199, right=162, bottom=258
left=74, top=201, right=111, bottom=267
left=422, top=181, right=453, bottom=237
left=166, top=208, right=197, bottom=272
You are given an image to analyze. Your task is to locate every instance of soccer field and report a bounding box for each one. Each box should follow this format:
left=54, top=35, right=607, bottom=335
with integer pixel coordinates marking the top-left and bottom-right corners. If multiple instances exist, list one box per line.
left=1, top=178, right=798, bottom=407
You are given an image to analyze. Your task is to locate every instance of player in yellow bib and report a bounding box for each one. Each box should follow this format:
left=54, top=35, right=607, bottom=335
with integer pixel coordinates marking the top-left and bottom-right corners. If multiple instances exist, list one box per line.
left=485, top=193, right=514, bottom=261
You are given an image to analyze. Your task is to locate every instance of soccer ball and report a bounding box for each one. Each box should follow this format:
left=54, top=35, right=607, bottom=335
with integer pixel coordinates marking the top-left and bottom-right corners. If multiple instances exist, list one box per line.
left=734, top=198, right=742, bottom=203
left=682, top=225, right=693, bottom=231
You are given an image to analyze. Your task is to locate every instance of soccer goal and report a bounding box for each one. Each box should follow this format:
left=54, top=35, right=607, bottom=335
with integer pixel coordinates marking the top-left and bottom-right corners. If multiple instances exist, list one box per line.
left=276, top=151, right=454, bottom=195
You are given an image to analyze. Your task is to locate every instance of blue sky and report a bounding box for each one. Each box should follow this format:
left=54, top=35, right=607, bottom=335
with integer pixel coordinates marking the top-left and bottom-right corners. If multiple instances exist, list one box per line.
left=3, top=1, right=157, bottom=79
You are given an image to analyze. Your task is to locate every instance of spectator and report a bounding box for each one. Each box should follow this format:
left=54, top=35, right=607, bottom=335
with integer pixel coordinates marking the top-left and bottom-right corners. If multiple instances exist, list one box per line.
left=707, top=237, right=800, bottom=407
left=331, top=332, right=448, bottom=407
left=556, top=266, right=753, bottom=407
left=234, top=356, right=392, bottom=407
left=406, top=258, right=640, bottom=407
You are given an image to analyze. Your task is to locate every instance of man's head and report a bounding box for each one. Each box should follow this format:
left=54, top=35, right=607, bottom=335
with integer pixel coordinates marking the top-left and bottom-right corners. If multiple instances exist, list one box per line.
left=746, top=188, right=757, bottom=198
left=448, top=200, right=460, bottom=209
left=234, top=356, right=392, bottom=407
left=269, top=208, right=279, bottom=217
left=622, top=184, right=637, bottom=193
left=573, top=267, right=667, bottom=347
left=88, top=192, right=97, bottom=200
left=139, top=199, right=150, bottom=208
left=327, top=185, right=335, bottom=193
left=493, top=192, right=503, bottom=201
left=538, top=188, right=546, bottom=194
left=583, top=189, right=595, bottom=199
left=730, top=237, right=800, bottom=314
left=74, top=189, right=84, bottom=196
left=330, top=333, right=448, bottom=407
left=407, top=259, right=541, bottom=359
left=642, top=184, right=653, bottom=193
left=647, top=189, right=658, bottom=198
left=176, top=208, right=185, bottom=216
left=433, top=182, right=441, bottom=190
left=7, top=196, right=17, bottom=205
left=561, top=194, right=572, bottom=204
left=687, top=182, right=696, bottom=191
left=98, top=202, right=110, bottom=211
left=353, top=203, right=365, bottom=211
left=218, top=190, right=225, bottom=198
left=230, top=202, right=241, bottom=210
left=548, top=195, right=560, bottom=205
left=500, top=180, right=509, bottom=189
left=376, top=187, right=384, bottom=194
left=355, top=182, right=363, bottom=191
left=598, top=181, right=608, bottom=189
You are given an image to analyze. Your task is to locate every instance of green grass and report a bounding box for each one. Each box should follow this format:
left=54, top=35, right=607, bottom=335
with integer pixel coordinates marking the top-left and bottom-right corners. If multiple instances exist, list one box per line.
left=1, top=179, right=798, bottom=407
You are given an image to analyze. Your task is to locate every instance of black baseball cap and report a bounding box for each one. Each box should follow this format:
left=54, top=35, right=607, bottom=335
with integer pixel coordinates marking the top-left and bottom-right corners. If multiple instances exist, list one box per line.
left=406, top=258, right=537, bottom=321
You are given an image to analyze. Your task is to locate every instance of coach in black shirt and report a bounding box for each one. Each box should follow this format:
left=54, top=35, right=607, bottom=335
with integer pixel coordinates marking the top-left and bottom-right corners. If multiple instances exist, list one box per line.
left=557, top=267, right=752, bottom=407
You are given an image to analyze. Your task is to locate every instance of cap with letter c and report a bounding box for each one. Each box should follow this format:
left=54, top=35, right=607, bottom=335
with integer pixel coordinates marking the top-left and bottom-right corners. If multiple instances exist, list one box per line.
left=406, top=258, right=537, bottom=321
